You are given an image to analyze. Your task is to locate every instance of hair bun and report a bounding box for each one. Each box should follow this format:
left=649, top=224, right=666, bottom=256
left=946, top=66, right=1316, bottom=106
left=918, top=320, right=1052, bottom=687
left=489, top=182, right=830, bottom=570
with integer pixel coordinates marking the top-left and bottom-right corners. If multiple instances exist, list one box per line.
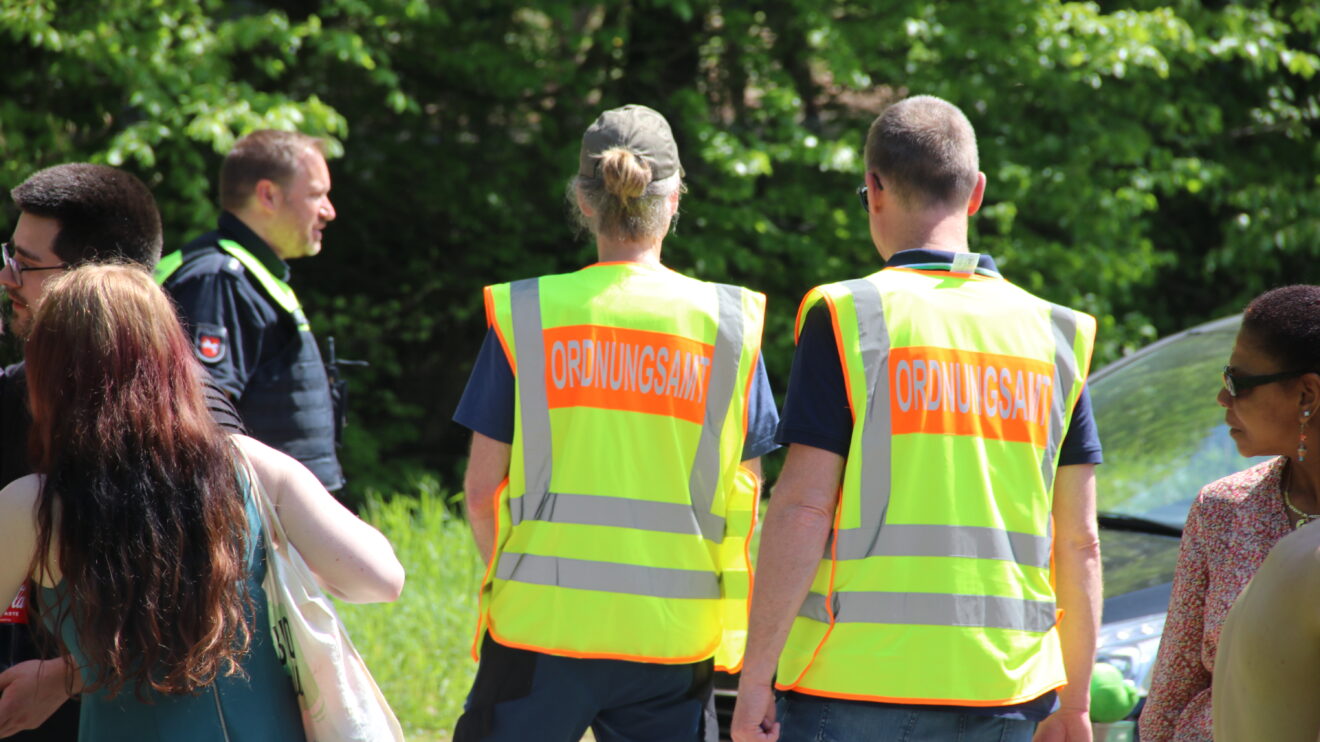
left=597, top=147, right=651, bottom=201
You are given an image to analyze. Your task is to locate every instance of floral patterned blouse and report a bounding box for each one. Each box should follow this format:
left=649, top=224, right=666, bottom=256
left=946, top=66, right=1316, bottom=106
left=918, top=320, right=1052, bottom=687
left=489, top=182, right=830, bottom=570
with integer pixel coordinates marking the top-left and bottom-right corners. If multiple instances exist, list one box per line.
left=1139, top=456, right=1292, bottom=742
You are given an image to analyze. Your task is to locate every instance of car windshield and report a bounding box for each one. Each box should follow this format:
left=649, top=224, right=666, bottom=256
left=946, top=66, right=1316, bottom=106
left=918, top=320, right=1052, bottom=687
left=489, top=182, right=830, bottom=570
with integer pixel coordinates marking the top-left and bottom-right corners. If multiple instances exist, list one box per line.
left=1092, top=315, right=1268, bottom=529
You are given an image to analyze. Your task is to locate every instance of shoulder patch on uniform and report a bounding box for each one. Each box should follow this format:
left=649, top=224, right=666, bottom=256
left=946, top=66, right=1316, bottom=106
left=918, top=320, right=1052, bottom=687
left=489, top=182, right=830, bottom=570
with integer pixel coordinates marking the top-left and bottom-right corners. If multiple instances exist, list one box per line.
left=193, top=323, right=229, bottom=365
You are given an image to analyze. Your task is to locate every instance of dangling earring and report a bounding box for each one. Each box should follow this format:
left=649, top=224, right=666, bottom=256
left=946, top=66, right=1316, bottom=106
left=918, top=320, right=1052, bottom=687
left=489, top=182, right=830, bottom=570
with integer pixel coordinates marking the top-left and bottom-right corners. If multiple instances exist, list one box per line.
left=1301, top=410, right=1312, bottom=462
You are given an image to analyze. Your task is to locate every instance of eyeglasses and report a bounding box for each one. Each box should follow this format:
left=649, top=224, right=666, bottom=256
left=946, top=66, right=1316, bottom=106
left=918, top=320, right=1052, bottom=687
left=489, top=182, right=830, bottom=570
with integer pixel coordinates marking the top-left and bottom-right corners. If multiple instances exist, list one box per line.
left=2, top=242, right=69, bottom=287
left=856, top=176, right=884, bottom=213
left=1222, top=365, right=1313, bottom=397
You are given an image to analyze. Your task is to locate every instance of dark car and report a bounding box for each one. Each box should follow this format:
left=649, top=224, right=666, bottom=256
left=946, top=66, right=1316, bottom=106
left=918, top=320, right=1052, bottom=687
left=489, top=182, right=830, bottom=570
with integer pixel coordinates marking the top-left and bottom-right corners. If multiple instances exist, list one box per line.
left=713, top=315, right=1253, bottom=741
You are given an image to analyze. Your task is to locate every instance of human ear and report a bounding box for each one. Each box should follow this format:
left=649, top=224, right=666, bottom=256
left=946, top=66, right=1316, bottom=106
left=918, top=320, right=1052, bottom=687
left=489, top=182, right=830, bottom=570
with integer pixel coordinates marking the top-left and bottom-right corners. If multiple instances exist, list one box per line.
left=575, top=186, right=594, bottom=218
left=253, top=179, right=282, bottom=213
left=866, top=171, right=884, bottom=214
left=966, top=172, right=987, bottom=216
left=1299, top=372, right=1320, bottom=419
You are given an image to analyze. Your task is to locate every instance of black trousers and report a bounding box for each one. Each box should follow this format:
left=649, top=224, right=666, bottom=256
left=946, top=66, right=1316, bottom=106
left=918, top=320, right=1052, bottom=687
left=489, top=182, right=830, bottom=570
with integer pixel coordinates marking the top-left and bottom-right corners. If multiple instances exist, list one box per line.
left=455, top=633, right=717, bottom=742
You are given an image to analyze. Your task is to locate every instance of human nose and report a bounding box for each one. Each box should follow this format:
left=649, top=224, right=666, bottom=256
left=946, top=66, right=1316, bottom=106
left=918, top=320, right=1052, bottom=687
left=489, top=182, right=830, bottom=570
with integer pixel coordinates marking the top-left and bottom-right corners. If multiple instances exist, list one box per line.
left=321, top=196, right=336, bottom=223
left=0, top=256, right=19, bottom=289
left=1217, top=386, right=1232, bottom=408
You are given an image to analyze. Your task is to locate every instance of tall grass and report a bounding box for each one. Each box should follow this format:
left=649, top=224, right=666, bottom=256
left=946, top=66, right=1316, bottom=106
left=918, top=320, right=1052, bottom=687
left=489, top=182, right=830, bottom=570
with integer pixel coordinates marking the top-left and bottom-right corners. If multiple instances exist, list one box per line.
left=335, top=480, right=483, bottom=741
left=334, top=481, right=706, bottom=741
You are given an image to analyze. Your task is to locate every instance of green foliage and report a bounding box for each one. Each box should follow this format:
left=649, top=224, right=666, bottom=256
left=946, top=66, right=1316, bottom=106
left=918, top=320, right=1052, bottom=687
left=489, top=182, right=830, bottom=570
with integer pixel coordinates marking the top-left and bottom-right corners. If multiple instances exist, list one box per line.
left=0, top=0, right=351, bottom=234
left=1, top=0, right=1316, bottom=491
left=335, top=483, right=482, bottom=738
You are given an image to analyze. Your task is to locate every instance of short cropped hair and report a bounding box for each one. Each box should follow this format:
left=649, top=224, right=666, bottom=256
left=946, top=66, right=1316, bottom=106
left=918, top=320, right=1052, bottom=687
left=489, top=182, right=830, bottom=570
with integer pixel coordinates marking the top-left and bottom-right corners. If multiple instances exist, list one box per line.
left=11, top=164, right=163, bottom=267
left=1241, top=285, right=1320, bottom=371
left=864, top=95, right=980, bottom=209
left=219, top=130, right=325, bottom=211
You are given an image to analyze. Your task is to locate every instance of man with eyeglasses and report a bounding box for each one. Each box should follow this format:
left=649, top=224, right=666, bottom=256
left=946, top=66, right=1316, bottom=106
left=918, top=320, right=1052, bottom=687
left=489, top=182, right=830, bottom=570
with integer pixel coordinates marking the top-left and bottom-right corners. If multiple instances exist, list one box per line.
left=0, top=163, right=245, bottom=740
left=732, top=96, right=1105, bottom=742
left=0, top=244, right=67, bottom=333
left=156, top=130, right=345, bottom=493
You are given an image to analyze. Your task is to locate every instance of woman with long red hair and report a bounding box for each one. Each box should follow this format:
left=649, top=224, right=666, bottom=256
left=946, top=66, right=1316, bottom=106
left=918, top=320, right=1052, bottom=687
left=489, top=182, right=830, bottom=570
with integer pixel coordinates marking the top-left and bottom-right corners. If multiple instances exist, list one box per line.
left=0, top=264, right=404, bottom=740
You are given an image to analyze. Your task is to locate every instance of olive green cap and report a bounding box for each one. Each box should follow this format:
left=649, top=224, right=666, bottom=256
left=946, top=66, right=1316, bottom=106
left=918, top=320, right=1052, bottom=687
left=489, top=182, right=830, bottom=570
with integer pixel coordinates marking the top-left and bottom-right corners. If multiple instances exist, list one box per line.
left=578, top=104, right=684, bottom=182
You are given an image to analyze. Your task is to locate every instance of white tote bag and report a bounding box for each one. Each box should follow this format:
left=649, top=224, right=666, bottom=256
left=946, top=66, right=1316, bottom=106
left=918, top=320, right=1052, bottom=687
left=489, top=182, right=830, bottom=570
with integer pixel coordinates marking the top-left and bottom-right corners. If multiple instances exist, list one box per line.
left=243, top=454, right=405, bottom=742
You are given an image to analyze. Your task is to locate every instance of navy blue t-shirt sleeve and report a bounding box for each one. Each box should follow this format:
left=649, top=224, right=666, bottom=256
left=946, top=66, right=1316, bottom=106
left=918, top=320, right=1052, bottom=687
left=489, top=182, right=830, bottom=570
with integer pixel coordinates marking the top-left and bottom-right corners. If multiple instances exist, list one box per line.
left=453, top=328, right=516, bottom=444
left=775, top=304, right=853, bottom=456
left=454, top=328, right=780, bottom=462
left=1059, top=385, right=1103, bottom=466
left=741, top=355, right=779, bottom=461
left=776, top=304, right=1106, bottom=466
left=167, top=269, right=269, bottom=400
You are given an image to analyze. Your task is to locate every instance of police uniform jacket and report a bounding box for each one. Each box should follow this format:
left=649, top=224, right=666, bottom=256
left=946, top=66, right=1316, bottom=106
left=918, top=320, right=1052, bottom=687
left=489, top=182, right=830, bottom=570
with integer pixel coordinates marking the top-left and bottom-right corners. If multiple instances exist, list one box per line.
left=162, top=212, right=343, bottom=490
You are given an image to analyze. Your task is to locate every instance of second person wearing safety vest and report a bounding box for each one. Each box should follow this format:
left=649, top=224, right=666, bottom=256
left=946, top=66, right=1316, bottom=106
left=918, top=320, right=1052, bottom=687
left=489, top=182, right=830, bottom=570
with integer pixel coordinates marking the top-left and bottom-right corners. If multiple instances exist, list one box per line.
left=453, top=104, right=779, bottom=742
left=732, top=95, right=1104, bottom=742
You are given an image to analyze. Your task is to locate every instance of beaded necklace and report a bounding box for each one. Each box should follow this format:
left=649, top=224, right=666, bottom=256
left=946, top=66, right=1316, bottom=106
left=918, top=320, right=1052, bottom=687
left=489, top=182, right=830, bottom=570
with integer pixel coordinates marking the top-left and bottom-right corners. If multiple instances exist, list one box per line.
left=1283, top=465, right=1320, bottom=529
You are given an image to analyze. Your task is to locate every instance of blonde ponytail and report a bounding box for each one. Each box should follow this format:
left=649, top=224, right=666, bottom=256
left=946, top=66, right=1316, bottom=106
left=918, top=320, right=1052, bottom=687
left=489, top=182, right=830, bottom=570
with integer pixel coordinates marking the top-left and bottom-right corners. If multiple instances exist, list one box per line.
left=597, top=147, right=651, bottom=202
left=570, top=151, right=683, bottom=242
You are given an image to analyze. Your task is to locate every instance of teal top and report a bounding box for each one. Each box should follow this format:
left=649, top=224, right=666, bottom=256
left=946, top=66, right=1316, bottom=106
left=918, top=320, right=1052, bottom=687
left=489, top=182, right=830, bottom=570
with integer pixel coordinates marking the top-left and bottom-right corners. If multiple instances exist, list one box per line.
left=41, top=473, right=306, bottom=742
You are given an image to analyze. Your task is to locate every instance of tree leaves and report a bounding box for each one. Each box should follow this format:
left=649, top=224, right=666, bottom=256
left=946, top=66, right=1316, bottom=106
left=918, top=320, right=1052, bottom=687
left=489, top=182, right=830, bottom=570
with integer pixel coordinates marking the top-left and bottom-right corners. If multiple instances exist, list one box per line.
left=1, top=0, right=1316, bottom=493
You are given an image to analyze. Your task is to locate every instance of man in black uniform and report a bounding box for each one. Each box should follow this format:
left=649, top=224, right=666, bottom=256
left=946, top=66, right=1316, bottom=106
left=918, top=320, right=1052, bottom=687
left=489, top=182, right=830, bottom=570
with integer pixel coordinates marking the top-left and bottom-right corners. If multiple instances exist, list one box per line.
left=157, top=129, right=343, bottom=491
left=0, top=163, right=246, bottom=739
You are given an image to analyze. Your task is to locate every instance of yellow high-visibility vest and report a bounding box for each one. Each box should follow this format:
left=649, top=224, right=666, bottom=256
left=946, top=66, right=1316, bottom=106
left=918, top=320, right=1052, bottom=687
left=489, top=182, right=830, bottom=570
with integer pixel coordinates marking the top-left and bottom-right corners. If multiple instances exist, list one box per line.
left=475, top=262, right=765, bottom=669
left=777, top=259, right=1095, bottom=705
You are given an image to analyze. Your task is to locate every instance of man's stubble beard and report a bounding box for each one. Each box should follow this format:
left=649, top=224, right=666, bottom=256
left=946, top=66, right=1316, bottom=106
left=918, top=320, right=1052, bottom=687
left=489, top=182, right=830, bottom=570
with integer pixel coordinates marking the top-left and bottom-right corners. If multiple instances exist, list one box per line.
left=3, top=302, right=33, bottom=341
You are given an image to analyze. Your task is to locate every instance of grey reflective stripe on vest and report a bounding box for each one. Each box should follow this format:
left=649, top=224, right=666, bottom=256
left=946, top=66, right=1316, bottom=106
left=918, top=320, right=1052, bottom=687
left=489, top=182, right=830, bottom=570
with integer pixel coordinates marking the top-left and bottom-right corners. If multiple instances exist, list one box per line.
left=798, top=590, right=1056, bottom=633
left=509, top=278, right=552, bottom=525
left=516, top=492, right=707, bottom=535
left=805, top=278, right=1062, bottom=636
left=1041, top=306, right=1080, bottom=492
left=508, top=280, right=742, bottom=542
left=830, top=278, right=893, bottom=560
left=828, top=281, right=1066, bottom=567
left=495, top=553, right=721, bottom=599
left=837, top=524, right=1051, bottom=568
left=686, top=284, right=744, bottom=543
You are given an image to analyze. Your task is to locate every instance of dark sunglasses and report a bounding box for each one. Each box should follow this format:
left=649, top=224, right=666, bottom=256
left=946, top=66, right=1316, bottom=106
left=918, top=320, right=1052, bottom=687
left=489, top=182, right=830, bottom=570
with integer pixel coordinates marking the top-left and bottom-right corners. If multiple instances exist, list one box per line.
left=1222, top=365, right=1313, bottom=397
left=856, top=176, right=884, bottom=212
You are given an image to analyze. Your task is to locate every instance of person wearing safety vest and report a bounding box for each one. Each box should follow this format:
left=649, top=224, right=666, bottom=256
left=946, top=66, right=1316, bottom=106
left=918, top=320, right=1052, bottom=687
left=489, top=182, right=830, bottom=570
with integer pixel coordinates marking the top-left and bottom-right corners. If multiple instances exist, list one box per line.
left=731, top=96, right=1104, bottom=742
left=452, top=104, right=779, bottom=742
left=156, top=130, right=344, bottom=492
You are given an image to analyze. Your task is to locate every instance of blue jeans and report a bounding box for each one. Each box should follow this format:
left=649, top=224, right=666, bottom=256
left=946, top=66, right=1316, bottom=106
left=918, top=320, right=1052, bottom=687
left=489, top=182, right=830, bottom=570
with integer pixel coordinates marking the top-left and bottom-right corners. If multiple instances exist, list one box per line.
left=777, top=694, right=1036, bottom=742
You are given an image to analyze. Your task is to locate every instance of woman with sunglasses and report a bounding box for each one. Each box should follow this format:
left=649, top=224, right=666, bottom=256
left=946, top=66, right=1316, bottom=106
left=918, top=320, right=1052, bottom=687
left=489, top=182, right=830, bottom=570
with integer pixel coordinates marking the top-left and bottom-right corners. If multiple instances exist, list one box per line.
left=1140, top=285, right=1320, bottom=742
left=0, top=264, right=404, bottom=741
